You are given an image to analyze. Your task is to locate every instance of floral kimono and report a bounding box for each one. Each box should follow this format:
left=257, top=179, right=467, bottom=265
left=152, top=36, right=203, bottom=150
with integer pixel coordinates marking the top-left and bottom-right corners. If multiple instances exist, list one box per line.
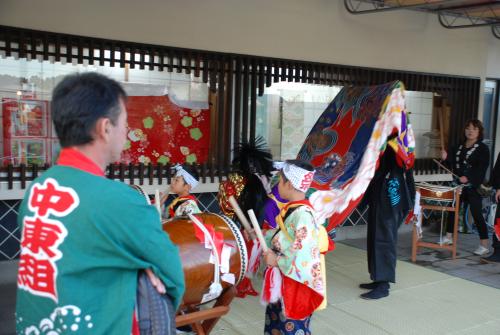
left=264, top=200, right=327, bottom=333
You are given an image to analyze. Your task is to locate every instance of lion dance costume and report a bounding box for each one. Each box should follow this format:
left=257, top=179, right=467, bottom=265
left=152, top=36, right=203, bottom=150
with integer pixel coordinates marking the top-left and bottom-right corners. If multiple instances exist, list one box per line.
left=218, top=138, right=274, bottom=298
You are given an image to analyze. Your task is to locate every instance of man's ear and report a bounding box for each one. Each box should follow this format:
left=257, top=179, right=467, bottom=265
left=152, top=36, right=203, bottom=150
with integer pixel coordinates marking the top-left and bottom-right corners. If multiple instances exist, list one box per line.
left=95, top=118, right=111, bottom=140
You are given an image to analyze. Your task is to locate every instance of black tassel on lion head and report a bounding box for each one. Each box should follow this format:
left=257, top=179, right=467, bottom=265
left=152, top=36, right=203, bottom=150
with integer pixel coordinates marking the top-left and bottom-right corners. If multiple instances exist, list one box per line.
left=232, top=136, right=274, bottom=178
left=218, top=137, right=274, bottom=227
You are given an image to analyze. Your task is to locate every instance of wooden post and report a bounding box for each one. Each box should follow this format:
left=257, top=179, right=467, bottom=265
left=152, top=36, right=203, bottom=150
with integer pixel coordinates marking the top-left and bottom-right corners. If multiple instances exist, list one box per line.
left=124, top=63, right=129, bottom=82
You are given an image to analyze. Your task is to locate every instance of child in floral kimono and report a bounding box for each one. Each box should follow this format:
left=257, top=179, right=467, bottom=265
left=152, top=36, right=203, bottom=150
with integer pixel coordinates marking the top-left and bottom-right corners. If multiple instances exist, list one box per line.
left=262, top=159, right=327, bottom=335
left=162, top=164, right=201, bottom=219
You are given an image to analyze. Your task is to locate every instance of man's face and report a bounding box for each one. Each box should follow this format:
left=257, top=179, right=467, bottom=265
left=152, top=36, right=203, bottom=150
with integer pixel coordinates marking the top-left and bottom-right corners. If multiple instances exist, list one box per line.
left=108, top=99, right=128, bottom=163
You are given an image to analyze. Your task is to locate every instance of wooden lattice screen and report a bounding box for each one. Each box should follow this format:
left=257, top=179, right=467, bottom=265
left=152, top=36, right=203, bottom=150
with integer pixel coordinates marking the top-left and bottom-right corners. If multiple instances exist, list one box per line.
left=0, top=25, right=480, bottom=187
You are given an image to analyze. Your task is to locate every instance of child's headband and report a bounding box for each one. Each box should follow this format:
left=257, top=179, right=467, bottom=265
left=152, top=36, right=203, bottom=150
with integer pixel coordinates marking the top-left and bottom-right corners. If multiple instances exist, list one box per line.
left=174, top=164, right=199, bottom=189
left=279, top=162, right=314, bottom=193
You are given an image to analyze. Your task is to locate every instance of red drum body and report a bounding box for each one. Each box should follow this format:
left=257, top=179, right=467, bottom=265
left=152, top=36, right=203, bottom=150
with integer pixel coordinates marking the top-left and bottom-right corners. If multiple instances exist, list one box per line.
left=162, top=213, right=247, bottom=306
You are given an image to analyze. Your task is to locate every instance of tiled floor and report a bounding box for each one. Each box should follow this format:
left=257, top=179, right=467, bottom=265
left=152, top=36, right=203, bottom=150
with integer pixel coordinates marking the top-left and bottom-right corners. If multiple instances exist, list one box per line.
left=342, top=224, right=500, bottom=290
left=1, top=225, right=499, bottom=334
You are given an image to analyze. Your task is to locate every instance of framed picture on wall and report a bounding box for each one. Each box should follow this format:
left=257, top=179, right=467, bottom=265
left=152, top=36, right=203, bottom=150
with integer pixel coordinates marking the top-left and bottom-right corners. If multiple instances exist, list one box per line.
left=7, top=99, right=48, bottom=137
left=9, top=139, right=46, bottom=165
left=2, top=98, right=50, bottom=165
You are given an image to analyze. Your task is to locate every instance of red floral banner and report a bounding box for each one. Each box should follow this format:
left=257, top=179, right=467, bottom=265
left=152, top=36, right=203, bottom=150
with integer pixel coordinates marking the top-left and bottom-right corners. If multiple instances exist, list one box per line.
left=121, top=96, right=210, bottom=165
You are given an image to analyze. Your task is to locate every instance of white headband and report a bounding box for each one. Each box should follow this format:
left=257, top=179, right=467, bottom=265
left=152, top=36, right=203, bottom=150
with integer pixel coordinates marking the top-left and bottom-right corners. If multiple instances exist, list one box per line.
left=281, top=162, right=315, bottom=193
left=174, top=164, right=199, bottom=189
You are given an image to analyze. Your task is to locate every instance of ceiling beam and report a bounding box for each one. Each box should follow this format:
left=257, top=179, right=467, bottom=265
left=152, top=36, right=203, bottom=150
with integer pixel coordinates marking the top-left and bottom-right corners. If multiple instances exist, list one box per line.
left=492, top=25, right=500, bottom=39
left=438, top=3, right=500, bottom=29
left=344, top=0, right=466, bottom=14
left=344, top=0, right=500, bottom=39
left=435, top=1, right=500, bottom=12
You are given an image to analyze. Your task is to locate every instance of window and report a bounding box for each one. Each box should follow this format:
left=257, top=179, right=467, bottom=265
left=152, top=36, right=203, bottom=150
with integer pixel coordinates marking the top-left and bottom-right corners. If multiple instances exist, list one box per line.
left=256, top=81, right=342, bottom=160
left=0, top=56, right=210, bottom=166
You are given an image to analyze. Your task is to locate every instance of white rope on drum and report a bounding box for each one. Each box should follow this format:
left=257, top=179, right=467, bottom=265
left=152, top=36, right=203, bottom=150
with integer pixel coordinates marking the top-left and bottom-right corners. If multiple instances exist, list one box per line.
left=188, top=213, right=223, bottom=301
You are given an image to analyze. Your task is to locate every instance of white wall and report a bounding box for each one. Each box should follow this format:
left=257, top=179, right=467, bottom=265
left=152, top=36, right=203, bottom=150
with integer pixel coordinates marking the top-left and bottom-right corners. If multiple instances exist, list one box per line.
left=0, top=0, right=497, bottom=79
left=2, top=0, right=499, bottom=143
left=486, top=35, right=500, bottom=79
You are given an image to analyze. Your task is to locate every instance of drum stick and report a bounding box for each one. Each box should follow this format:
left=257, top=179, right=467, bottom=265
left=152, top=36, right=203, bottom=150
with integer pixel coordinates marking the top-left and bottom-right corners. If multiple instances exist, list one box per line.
left=160, top=187, right=170, bottom=204
left=438, top=100, right=446, bottom=154
left=432, top=159, right=460, bottom=178
left=154, top=189, right=162, bottom=215
left=247, top=209, right=269, bottom=253
left=228, top=196, right=253, bottom=233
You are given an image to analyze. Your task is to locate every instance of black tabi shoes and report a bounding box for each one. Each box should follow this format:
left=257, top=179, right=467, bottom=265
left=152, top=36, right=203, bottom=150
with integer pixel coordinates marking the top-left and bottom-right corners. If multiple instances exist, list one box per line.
left=360, top=282, right=390, bottom=300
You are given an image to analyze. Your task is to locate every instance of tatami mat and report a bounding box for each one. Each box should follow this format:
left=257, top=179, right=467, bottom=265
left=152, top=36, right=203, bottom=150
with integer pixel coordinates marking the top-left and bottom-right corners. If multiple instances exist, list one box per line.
left=1, top=243, right=498, bottom=334
left=213, top=243, right=500, bottom=335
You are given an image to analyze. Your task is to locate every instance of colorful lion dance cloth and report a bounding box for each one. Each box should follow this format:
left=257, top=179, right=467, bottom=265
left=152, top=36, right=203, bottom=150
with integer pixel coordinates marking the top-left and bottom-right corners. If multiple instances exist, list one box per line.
left=297, top=81, right=415, bottom=232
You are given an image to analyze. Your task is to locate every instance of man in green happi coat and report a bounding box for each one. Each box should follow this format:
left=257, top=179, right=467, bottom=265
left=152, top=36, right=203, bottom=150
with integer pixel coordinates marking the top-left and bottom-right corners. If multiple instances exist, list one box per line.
left=16, top=72, right=185, bottom=334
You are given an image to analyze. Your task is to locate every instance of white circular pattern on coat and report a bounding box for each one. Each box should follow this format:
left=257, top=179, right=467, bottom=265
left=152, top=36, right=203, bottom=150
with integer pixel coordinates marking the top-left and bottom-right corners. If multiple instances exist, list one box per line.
left=19, top=305, right=93, bottom=334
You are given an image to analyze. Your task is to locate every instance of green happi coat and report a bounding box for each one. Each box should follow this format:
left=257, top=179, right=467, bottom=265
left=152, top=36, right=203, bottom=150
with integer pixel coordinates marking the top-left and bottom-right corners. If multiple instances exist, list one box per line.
left=16, top=151, right=185, bottom=335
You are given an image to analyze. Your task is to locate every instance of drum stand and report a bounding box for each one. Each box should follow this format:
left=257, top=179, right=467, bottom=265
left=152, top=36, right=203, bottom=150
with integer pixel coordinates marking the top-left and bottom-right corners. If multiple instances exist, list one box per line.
left=411, top=186, right=461, bottom=262
left=175, top=286, right=236, bottom=334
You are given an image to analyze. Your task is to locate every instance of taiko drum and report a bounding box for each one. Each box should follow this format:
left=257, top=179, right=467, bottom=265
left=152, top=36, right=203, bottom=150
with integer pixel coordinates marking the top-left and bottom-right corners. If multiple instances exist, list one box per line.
left=162, top=213, right=247, bottom=306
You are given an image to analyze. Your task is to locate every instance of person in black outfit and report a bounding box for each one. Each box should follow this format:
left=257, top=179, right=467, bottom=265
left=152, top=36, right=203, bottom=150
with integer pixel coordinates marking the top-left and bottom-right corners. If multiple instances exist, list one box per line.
left=481, top=151, right=500, bottom=263
left=441, top=119, right=490, bottom=255
left=360, top=145, right=415, bottom=300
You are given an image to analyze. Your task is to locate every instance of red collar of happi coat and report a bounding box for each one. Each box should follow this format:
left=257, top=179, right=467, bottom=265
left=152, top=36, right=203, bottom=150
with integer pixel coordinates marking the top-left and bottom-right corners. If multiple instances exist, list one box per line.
left=57, top=148, right=105, bottom=177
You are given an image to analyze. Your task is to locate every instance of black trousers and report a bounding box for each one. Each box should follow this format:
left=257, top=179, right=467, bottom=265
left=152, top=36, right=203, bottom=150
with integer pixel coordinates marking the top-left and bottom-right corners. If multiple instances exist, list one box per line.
left=366, top=177, right=403, bottom=284
left=366, top=202, right=399, bottom=283
left=447, top=187, right=489, bottom=240
left=493, top=204, right=500, bottom=250
left=365, top=147, right=413, bottom=284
